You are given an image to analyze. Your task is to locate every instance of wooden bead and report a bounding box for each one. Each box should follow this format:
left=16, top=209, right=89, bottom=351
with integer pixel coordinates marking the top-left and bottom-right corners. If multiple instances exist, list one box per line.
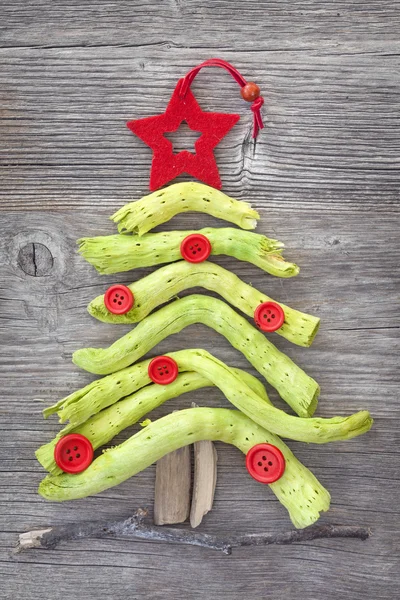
left=241, top=82, right=260, bottom=102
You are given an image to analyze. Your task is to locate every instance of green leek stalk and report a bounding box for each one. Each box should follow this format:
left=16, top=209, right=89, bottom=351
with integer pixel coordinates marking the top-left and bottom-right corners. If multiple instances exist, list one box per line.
left=78, top=227, right=299, bottom=279
left=73, top=295, right=320, bottom=417
left=88, top=261, right=319, bottom=347
left=38, top=406, right=331, bottom=529
left=111, top=182, right=260, bottom=234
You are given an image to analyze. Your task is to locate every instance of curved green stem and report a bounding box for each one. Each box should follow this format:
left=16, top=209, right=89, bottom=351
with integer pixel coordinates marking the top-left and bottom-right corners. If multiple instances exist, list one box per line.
left=88, top=261, right=319, bottom=347
left=43, top=350, right=269, bottom=425
left=111, top=182, right=260, bottom=235
left=73, top=295, right=320, bottom=417
left=37, top=367, right=268, bottom=474
left=175, top=350, right=372, bottom=444
left=38, top=407, right=331, bottom=529
left=43, top=348, right=372, bottom=443
left=78, top=227, right=299, bottom=278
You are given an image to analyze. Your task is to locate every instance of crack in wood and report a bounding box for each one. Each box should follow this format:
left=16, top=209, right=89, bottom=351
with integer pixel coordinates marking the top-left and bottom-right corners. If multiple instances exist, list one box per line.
left=17, top=243, right=53, bottom=277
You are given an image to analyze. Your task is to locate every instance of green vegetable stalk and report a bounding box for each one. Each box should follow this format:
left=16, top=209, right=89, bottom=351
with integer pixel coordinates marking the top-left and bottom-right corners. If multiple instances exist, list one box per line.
left=73, top=295, right=320, bottom=417
left=38, top=406, right=331, bottom=529
left=88, top=261, right=319, bottom=347
left=36, top=367, right=270, bottom=475
left=111, top=182, right=260, bottom=235
left=78, top=227, right=299, bottom=279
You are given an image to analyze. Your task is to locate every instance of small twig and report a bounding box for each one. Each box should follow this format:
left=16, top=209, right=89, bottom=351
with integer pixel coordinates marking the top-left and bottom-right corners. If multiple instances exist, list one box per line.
left=15, top=509, right=370, bottom=556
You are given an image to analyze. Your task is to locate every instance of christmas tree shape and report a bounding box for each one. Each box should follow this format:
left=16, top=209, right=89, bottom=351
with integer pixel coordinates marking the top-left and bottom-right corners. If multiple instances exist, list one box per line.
left=36, top=183, right=372, bottom=530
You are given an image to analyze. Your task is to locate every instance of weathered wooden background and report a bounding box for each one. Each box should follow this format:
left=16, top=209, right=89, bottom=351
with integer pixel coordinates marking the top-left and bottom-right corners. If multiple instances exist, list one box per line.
left=1, top=2, right=399, bottom=599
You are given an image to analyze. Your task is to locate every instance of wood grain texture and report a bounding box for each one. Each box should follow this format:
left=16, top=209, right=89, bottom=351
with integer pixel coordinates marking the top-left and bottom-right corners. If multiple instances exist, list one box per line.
left=154, top=446, right=191, bottom=525
left=0, top=1, right=399, bottom=599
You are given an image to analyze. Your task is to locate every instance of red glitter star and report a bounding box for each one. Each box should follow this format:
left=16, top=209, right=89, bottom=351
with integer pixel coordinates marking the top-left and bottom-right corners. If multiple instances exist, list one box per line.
left=127, top=80, right=240, bottom=191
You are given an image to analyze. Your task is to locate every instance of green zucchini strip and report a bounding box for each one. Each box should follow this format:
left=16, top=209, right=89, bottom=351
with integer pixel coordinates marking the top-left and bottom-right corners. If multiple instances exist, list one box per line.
left=88, top=261, right=319, bottom=347
left=38, top=406, right=331, bottom=529
left=111, top=182, right=260, bottom=235
left=78, top=227, right=299, bottom=279
left=73, top=295, right=320, bottom=417
left=36, top=368, right=269, bottom=475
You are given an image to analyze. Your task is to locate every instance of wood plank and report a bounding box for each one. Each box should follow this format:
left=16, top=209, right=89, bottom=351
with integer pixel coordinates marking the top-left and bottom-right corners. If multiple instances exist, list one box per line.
left=190, top=440, right=218, bottom=529
left=0, top=44, right=399, bottom=211
left=190, top=402, right=218, bottom=528
left=154, top=446, right=191, bottom=526
left=1, top=1, right=399, bottom=599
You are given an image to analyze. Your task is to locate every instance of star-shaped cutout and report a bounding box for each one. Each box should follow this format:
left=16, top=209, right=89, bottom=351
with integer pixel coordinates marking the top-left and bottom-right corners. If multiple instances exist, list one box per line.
left=127, top=79, right=240, bottom=190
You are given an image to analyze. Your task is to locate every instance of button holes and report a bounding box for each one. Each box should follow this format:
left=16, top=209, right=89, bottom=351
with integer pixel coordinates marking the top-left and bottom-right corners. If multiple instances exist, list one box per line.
left=271, top=314, right=276, bottom=319
left=76, top=453, right=80, bottom=458
left=258, top=461, right=262, bottom=466
left=73, top=446, right=78, bottom=451
left=120, top=296, right=124, bottom=300
left=113, top=299, right=117, bottom=303
left=66, top=449, right=71, bottom=454
left=165, top=370, right=169, bottom=374
left=262, top=455, right=267, bottom=460
left=268, top=461, right=273, bottom=466
left=264, top=467, right=268, bottom=472
left=115, top=294, right=119, bottom=298
left=118, top=301, right=122, bottom=305
left=68, top=457, right=73, bottom=461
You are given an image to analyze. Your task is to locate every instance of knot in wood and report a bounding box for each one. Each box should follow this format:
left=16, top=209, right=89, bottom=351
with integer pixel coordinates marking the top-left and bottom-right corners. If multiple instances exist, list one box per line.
left=18, top=243, right=54, bottom=277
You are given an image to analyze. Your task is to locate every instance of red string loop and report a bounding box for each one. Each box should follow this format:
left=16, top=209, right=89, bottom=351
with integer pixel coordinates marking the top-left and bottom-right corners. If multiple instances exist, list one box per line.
left=251, top=96, right=265, bottom=138
left=179, top=58, right=264, bottom=139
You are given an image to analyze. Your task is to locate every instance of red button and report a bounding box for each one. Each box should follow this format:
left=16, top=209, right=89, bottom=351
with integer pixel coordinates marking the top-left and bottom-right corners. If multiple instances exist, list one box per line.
left=180, top=234, right=212, bottom=263
left=148, top=356, right=179, bottom=384
left=54, top=433, right=94, bottom=474
left=246, top=443, right=285, bottom=484
left=254, top=301, right=285, bottom=332
left=104, top=284, right=134, bottom=315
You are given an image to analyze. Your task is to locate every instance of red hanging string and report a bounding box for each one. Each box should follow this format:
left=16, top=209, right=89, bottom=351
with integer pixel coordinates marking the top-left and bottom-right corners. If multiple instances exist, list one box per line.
left=178, top=58, right=265, bottom=139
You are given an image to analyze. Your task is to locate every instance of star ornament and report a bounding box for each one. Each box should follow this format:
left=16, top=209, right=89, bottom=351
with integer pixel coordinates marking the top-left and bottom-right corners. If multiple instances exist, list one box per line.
left=127, top=80, right=240, bottom=191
